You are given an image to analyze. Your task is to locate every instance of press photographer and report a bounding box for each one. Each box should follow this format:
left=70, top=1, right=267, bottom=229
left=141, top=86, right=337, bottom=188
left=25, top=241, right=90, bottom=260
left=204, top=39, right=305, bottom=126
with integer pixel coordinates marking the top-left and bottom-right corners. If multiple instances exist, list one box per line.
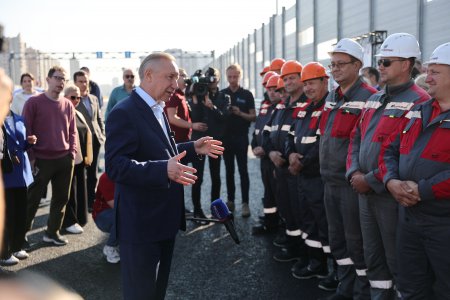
left=188, top=68, right=231, bottom=221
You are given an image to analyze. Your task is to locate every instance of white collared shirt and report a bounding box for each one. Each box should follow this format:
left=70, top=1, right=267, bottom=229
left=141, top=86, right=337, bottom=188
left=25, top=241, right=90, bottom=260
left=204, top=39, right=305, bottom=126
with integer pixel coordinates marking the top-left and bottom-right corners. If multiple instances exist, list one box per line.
left=135, top=87, right=170, bottom=141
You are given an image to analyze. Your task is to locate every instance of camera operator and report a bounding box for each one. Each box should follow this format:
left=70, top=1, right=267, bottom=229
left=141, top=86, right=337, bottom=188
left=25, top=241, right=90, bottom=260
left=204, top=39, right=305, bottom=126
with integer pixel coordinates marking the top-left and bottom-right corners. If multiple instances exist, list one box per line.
left=188, top=68, right=231, bottom=221
left=164, top=68, right=207, bottom=143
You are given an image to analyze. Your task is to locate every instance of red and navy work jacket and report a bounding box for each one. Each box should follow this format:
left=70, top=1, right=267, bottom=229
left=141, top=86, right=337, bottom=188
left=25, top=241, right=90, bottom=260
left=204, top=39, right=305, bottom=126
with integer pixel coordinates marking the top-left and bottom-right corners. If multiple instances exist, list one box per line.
left=285, top=94, right=327, bottom=177
left=346, top=81, right=430, bottom=194
left=319, top=78, right=377, bottom=185
left=379, top=99, right=450, bottom=220
left=262, top=94, right=308, bottom=165
left=251, top=100, right=278, bottom=153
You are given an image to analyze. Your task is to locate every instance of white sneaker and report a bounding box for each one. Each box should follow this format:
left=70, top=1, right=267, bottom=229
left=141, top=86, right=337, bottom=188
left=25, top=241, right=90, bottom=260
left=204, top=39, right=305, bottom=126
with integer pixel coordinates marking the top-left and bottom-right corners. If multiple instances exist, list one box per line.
left=103, top=245, right=120, bottom=264
left=0, top=255, right=20, bottom=266
left=12, top=250, right=29, bottom=260
left=65, top=223, right=84, bottom=234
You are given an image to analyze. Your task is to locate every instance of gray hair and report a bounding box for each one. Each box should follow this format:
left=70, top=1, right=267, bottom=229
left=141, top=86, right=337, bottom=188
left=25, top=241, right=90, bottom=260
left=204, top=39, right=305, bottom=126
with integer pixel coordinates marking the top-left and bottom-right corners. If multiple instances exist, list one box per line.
left=138, top=52, right=176, bottom=80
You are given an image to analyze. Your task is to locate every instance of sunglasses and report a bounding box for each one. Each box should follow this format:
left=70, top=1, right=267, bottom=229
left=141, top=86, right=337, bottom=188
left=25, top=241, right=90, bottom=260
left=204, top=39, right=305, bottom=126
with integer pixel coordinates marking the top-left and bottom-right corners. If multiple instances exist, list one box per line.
left=70, top=96, right=81, bottom=101
left=377, top=59, right=406, bottom=68
left=125, top=75, right=135, bottom=79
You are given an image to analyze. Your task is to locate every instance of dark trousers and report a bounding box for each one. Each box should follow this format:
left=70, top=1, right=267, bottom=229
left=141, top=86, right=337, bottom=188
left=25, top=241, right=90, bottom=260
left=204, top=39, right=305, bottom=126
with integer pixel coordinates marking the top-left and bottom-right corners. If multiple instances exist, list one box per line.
left=274, top=167, right=301, bottom=233
left=63, top=163, right=88, bottom=228
left=359, top=193, right=398, bottom=299
left=223, top=134, right=249, bottom=204
left=396, top=207, right=450, bottom=300
left=324, top=182, right=369, bottom=300
left=26, top=155, right=74, bottom=235
left=299, top=175, right=329, bottom=253
left=191, top=155, right=221, bottom=211
left=121, top=238, right=175, bottom=300
left=261, top=157, right=277, bottom=212
left=86, top=138, right=101, bottom=209
left=1, top=187, right=28, bottom=258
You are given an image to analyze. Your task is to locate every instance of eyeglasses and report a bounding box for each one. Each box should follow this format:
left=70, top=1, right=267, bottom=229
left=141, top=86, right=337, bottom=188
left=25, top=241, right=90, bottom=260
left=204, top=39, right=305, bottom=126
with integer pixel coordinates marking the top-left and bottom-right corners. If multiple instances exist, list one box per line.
left=125, top=75, right=135, bottom=79
left=328, top=61, right=355, bottom=69
left=52, top=75, right=67, bottom=82
left=70, top=96, right=81, bottom=101
left=377, top=59, right=407, bottom=68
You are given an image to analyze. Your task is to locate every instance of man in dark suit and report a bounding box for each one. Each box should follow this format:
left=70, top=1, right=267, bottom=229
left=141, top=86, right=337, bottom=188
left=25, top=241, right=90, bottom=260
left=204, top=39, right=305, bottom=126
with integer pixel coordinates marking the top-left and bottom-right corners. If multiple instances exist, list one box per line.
left=105, top=52, right=224, bottom=300
left=74, top=70, right=106, bottom=211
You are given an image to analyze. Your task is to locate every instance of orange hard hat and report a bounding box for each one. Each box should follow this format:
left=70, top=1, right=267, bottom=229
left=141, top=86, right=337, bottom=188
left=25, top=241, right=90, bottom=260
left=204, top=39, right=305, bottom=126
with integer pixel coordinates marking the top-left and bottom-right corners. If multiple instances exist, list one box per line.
left=266, top=74, right=280, bottom=89
left=259, top=66, right=270, bottom=76
left=270, top=58, right=286, bottom=72
left=280, top=60, right=303, bottom=78
left=276, top=77, right=285, bottom=91
left=301, top=62, right=329, bottom=82
left=262, top=71, right=276, bottom=86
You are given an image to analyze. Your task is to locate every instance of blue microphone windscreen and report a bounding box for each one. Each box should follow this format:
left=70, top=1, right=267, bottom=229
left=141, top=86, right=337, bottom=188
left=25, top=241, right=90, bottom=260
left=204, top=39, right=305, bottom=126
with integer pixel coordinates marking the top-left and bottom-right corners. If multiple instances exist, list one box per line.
left=211, top=199, right=230, bottom=221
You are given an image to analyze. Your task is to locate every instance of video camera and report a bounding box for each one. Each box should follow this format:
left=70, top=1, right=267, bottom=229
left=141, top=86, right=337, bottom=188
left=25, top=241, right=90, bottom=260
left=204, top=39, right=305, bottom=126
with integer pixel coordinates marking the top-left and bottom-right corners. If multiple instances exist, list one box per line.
left=185, top=67, right=217, bottom=98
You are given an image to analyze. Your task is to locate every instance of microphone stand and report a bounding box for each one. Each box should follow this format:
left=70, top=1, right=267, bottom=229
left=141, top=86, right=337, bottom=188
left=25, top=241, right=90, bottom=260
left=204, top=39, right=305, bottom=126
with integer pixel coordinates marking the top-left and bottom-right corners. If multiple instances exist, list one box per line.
left=185, top=217, right=222, bottom=223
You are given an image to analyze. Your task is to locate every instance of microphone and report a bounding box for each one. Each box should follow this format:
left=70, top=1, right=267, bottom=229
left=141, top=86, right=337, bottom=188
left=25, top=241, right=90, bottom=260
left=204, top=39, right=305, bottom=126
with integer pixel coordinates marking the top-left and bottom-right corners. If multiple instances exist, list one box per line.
left=211, top=199, right=240, bottom=244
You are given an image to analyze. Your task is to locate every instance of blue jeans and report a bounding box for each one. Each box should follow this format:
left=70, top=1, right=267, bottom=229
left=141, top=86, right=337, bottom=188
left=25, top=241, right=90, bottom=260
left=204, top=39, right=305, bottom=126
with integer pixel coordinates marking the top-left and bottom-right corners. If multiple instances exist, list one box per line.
left=94, top=208, right=117, bottom=246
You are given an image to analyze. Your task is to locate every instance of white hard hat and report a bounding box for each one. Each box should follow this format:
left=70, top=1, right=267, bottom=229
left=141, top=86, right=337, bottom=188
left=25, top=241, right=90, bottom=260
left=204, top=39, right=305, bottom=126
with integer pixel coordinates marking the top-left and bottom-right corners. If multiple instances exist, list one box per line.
left=376, top=33, right=421, bottom=58
left=425, top=42, right=450, bottom=66
left=328, top=38, right=364, bottom=63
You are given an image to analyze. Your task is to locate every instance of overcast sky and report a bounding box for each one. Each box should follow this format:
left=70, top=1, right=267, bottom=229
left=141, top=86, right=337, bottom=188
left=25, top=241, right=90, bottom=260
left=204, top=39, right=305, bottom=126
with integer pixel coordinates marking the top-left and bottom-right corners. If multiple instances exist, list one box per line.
left=2, top=0, right=295, bottom=55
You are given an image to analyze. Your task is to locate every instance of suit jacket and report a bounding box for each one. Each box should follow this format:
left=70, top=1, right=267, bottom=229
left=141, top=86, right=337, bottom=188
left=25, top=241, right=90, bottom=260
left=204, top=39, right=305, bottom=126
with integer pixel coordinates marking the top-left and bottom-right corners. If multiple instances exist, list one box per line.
left=77, top=94, right=106, bottom=144
left=105, top=90, right=199, bottom=244
left=2, top=113, right=33, bottom=188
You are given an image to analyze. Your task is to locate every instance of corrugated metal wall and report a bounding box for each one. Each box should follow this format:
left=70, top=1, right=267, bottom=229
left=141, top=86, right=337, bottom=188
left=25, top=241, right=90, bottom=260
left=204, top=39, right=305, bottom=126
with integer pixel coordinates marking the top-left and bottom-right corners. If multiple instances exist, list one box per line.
left=214, top=0, right=450, bottom=95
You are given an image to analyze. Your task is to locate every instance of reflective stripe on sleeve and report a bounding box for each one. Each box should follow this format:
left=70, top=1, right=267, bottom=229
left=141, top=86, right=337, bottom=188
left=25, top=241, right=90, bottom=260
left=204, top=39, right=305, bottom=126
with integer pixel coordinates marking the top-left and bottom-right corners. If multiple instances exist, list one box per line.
left=255, top=129, right=260, bottom=135
left=355, top=268, right=367, bottom=276
left=305, top=239, right=322, bottom=248
left=301, top=136, right=317, bottom=144
left=263, top=207, right=277, bottom=214
left=322, top=246, right=331, bottom=253
left=301, top=232, right=308, bottom=239
left=264, top=125, right=272, bottom=132
left=281, top=124, right=291, bottom=131
left=286, top=229, right=302, bottom=237
left=369, top=280, right=393, bottom=289
left=271, top=125, right=279, bottom=131
left=336, top=257, right=354, bottom=265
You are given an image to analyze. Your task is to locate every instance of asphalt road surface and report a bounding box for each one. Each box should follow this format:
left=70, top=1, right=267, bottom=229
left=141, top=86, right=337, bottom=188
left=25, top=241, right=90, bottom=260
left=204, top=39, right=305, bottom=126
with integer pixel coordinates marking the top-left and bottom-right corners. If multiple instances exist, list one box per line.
left=3, top=149, right=331, bottom=300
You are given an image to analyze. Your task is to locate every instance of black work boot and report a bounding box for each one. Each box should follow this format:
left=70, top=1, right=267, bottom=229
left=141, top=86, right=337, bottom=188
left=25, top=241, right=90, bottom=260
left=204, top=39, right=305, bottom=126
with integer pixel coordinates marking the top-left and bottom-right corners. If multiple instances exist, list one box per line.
left=318, top=259, right=339, bottom=292
left=273, top=236, right=307, bottom=262
left=293, top=247, right=328, bottom=279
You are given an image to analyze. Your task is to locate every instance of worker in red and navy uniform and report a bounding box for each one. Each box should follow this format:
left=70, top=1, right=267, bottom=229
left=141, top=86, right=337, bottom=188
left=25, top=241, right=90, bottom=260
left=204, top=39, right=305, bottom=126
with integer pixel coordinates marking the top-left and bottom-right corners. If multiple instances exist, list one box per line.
left=380, top=42, right=450, bottom=300
left=262, top=60, right=308, bottom=263
left=319, top=38, right=377, bottom=300
left=346, top=33, right=430, bottom=299
left=285, top=62, right=330, bottom=281
left=251, top=72, right=281, bottom=234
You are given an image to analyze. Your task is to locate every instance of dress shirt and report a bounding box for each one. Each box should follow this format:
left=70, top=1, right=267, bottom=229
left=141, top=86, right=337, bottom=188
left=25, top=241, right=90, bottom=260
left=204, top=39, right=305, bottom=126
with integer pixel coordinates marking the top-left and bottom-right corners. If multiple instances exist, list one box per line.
left=82, top=95, right=93, bottom=118
left=135, top=87, right=170, bottom=142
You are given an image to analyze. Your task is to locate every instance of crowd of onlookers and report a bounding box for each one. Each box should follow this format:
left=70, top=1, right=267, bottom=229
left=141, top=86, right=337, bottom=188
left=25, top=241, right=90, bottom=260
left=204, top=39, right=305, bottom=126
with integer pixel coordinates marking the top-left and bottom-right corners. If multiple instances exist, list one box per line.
left=0, top=32, right=449, bottom=300
left=0, top=66, right=121, bottom=267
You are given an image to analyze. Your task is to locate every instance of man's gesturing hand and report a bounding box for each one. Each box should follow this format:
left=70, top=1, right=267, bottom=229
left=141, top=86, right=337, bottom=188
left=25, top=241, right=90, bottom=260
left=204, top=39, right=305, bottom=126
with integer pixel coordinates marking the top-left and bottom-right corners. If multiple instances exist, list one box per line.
left=167, top=151, right=198, bottom=186
left=194, top=136, right=224, bottom=158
